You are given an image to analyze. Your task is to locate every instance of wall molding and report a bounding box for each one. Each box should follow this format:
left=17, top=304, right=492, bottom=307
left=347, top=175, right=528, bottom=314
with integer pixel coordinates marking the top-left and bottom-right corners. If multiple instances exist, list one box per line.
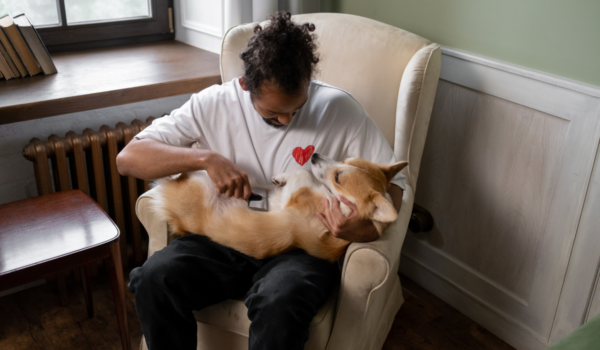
left=439, top=47, right=600, bottom=121
left=441, top=46, right=600, bottom=99
left=403, top=237, right=530, bottom=307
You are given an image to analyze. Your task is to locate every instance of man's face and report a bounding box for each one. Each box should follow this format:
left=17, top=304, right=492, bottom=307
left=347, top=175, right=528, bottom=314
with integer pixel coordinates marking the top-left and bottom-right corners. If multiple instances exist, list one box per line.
left=240, top=78, right=309, bottom=128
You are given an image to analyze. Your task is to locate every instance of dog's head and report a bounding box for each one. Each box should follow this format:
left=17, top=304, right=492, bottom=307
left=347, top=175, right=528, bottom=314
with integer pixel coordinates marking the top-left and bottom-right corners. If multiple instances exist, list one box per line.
left=310, top=153, right=407, bottom=226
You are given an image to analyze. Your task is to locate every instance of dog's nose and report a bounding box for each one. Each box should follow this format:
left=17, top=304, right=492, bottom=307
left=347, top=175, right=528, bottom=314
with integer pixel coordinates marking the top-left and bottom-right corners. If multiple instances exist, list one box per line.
left=311, top=153, right=321, bottom=165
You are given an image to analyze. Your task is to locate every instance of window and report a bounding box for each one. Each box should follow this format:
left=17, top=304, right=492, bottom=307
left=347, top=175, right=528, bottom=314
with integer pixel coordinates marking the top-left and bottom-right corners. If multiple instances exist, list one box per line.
left=0, top=0, right=173, bottom=51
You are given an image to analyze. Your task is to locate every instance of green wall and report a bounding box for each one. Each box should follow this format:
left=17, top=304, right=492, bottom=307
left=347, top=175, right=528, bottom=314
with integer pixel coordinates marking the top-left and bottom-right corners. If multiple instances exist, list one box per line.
left=331, top=0, right=600, bottom=88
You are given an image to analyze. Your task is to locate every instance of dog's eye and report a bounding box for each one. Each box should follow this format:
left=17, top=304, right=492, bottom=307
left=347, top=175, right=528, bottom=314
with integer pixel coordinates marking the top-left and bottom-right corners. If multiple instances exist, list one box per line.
left=335, top=172, right=340, bottom=184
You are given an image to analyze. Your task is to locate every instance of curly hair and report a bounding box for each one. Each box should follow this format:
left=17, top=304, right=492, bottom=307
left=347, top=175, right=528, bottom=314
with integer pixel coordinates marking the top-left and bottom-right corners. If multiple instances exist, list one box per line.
left=240, top=12, right=319, bottom=97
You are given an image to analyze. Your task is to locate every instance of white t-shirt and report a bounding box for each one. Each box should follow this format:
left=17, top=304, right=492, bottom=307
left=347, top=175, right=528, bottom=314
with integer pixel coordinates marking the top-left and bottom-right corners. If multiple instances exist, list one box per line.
left=136, top=78, right=406, bottom=190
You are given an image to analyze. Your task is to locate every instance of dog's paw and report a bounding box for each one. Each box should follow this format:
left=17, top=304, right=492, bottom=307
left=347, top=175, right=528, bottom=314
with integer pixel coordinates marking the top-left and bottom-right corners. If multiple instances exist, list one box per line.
left=272, top=176, right=286, bottom=187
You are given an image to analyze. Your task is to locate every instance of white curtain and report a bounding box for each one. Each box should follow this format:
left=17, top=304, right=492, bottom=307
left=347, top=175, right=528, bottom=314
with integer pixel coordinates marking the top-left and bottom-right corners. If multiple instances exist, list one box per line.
left=278, top=0, right=321, bottom=15
left=226, top=0, right=321, bottom=28
left=174, top=0, right=321, bottom=54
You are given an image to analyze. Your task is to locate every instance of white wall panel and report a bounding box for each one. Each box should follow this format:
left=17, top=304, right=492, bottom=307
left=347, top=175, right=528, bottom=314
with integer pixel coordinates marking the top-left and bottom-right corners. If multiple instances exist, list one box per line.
left=176, top=0, right=241, bottom=53
left=181, top=0, right=224, bottom=37
left=400, top=47, right=600, bottom=349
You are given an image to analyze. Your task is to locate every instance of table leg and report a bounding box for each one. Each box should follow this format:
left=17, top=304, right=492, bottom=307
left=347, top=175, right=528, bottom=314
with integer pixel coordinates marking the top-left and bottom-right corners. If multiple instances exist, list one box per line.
left=107, top=239, right=132, bottom=350
left=90, top=260, right=98, bottom=277
left=57, top=271, right=69, bottom=306
left=74, top=267, right=81, bottom=281
left=80, top=264, right=94, bottom=318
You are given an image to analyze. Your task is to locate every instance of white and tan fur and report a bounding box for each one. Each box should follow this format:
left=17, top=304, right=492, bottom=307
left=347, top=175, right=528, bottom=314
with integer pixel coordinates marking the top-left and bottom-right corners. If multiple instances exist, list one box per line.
left=150, top=154, right=407, bottom=263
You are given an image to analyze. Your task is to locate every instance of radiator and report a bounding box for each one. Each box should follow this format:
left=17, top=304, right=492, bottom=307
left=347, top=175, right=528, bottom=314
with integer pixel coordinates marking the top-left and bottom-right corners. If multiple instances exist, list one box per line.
left=22, top=117, right=156, bottom=267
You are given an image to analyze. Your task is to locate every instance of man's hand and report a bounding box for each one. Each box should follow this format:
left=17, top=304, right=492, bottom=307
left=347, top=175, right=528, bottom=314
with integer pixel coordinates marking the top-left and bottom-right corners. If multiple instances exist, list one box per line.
left=316, top=196, right=379, bottom=242
left=204, top=152, right=252, bottom=200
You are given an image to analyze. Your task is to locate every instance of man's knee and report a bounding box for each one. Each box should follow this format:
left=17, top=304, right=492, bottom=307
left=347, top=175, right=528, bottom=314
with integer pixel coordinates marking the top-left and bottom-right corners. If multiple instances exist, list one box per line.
left=246, top=272, right=330, bottom=322
left=263, top=281, right=308, bottom=307
left=128, top=249, right=180, bottom=295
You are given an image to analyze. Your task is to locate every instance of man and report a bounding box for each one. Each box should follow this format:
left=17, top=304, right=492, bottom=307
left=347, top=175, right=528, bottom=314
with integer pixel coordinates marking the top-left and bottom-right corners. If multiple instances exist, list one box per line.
left=118, top=12, right=405, bottom=350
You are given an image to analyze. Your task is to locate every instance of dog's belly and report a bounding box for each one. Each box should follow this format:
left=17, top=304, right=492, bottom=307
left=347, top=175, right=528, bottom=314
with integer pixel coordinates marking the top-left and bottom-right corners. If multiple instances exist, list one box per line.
left=152, top=170, right=350, bottom=262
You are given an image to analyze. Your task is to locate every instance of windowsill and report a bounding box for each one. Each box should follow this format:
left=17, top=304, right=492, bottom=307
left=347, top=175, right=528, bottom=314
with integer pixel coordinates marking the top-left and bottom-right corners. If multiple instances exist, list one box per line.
left=0, top=40, right=222, bottom=125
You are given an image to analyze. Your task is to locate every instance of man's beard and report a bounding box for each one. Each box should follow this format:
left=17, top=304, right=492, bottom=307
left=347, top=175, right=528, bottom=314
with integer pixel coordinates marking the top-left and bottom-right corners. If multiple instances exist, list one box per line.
left=261, top=116, right=286, bottom=128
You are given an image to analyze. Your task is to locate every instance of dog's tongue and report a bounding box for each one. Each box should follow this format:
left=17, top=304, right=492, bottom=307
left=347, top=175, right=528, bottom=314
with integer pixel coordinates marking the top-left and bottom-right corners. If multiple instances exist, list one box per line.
left=249, top=193, right=263, bottom=202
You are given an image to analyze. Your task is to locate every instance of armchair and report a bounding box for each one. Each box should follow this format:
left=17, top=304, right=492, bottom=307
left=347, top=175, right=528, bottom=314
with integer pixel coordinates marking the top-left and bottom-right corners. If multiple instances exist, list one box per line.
left=136, top=13, right=440, bottom=350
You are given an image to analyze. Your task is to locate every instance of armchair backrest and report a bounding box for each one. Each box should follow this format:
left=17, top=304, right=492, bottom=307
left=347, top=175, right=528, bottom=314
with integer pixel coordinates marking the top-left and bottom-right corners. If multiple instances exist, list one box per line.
left=221, top=13, right=441, bottom=190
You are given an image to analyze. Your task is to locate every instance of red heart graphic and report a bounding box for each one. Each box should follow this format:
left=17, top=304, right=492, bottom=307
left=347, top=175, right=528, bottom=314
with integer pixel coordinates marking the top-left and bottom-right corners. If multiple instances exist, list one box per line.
left=292, top=146, right=315, bottom=166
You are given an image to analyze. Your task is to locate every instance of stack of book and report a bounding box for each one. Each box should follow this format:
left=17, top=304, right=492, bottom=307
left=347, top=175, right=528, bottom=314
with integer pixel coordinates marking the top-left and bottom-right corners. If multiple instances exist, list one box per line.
left=0, top=13, right=57, bottom=80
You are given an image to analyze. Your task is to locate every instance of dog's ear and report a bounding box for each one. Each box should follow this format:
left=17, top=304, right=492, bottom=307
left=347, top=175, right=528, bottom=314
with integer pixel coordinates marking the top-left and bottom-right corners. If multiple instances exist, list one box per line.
left=380, top=161, right=408, bottom=183
left=370, top=192, right=397, bottom=223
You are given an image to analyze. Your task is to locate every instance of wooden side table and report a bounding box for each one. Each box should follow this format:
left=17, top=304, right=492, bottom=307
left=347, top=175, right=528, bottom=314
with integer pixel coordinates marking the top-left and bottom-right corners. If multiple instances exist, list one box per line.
left=0, top=190, right=131, bottom=350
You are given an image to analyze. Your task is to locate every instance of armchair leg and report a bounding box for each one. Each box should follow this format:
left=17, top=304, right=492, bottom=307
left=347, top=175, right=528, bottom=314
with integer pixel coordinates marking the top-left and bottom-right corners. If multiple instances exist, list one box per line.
left=409, top=203, right=434, bottom=233
left=57, top=271, right=69, bottom=306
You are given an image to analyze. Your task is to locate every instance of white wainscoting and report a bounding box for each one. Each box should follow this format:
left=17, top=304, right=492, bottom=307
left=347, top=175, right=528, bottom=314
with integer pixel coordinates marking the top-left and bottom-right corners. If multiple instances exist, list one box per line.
left=400, top=46, right=600, bottom=349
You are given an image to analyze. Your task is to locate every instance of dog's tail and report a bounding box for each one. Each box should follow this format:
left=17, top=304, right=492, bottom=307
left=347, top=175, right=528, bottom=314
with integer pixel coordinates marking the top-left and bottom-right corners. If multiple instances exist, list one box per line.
left=149, top=172, right=208, bottom=236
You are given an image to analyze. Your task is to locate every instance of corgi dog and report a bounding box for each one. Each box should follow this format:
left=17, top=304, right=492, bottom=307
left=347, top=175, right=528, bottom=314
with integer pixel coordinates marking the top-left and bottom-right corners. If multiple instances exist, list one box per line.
left=150, top=153, right=407, bottom=263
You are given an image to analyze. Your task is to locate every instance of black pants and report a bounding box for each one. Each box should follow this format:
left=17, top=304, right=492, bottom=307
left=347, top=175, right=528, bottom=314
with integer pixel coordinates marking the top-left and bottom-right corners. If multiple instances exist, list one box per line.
left=128, top=234, right=340, bottom=350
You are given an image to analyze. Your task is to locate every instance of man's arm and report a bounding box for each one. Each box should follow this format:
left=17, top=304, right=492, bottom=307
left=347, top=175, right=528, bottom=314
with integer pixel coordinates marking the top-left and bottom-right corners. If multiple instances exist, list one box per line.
left=117, top=138, right=252, bottom=199
left=118, top=138, right=210, bottom=179
left=316, top=184, right=403, bottom=243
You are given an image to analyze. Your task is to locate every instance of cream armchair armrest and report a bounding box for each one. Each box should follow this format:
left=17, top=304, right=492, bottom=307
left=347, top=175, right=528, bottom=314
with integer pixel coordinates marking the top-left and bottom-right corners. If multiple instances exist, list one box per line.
left=326, top=185, right=415, bottom=350
left=394, top=43, right=442, bottom=189
left=136, top=187, right=169, bottom=258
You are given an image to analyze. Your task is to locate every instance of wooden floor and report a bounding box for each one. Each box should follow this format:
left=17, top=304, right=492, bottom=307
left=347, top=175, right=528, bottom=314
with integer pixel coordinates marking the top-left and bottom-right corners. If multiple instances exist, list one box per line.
left=0, top=269, right=514, bottom=350
left=386, top=277, right=514, bottom=350
left=0, top=266, right=143, bottom=350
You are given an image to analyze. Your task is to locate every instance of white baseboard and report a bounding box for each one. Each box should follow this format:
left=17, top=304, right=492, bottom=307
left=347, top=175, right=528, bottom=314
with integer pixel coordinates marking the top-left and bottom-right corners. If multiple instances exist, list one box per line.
left=400, top=255, right=549, bottom=350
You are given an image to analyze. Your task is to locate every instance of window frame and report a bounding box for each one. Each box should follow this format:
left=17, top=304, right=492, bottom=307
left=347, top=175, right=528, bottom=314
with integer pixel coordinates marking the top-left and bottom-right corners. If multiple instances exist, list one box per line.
left=37, top=0, right=173, bottom=52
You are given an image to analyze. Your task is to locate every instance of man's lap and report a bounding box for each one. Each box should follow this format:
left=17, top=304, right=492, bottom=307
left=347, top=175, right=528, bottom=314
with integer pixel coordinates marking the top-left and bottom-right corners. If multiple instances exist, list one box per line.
left=131, top=234, right=340, bottom=310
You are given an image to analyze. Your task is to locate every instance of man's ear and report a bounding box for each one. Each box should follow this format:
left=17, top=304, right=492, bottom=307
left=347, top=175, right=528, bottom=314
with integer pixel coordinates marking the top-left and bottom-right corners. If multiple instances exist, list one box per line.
left=239, top=77, right=249, bottom=91
left=371, top=192, right=397, bottom=223
left=380, top=161, right=408, bottom=183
